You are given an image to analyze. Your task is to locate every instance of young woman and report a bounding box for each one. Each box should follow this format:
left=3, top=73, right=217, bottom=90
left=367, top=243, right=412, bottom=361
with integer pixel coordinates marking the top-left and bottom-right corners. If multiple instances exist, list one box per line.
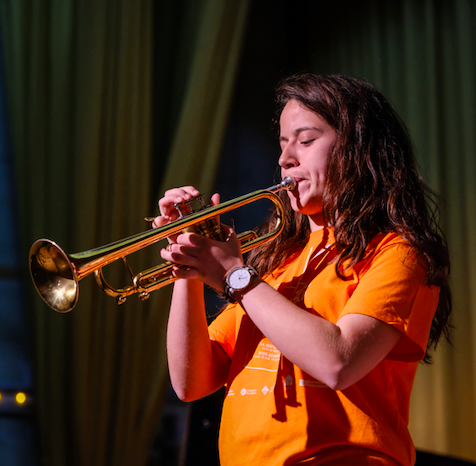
left=154, top=73, right=452, bottom=465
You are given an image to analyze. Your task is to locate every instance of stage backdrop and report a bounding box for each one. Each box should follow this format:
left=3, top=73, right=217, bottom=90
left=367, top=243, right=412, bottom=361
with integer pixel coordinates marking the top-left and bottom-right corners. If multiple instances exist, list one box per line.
left=0, top=0, right=475, bottom=465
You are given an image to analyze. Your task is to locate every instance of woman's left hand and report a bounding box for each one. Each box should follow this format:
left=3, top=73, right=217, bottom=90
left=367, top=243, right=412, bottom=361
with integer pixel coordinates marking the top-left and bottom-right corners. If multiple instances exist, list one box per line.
left=160, top=223, right=244, bottom=292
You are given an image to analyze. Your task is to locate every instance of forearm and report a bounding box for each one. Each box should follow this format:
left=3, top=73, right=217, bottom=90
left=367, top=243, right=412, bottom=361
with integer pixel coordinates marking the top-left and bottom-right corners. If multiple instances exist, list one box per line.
left=239, top=280, right=343, bottom=386
left=167, top=279, right=229, bottom=401
left=239, top=280, right=401, bottom=390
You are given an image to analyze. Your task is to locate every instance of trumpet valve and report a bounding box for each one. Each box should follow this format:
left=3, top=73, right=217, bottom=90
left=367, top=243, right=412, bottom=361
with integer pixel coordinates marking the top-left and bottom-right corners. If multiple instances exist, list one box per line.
left=173, top=194, right=207, bottom=218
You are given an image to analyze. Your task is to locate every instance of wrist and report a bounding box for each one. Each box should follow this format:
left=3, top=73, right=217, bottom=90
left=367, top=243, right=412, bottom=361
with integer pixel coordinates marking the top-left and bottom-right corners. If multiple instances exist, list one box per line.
left=174, top=277, right=204, bottom=291
left=231, top=275, right=261, bottom=303
left=223, top=265, right=259, bottom=303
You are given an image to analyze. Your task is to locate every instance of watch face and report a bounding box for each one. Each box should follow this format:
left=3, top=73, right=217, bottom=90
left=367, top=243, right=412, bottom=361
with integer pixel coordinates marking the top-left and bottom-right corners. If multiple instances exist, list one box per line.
left=228, top=268, right=251, bottom=290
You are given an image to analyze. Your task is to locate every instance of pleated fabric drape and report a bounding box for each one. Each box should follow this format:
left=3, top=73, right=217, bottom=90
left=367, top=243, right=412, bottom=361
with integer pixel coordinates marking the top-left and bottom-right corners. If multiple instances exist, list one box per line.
left=157, top=0, right=250, bottom=196
left=310, top=0, right=476, bottom=461
left=0, top=0, right=250, bottom=465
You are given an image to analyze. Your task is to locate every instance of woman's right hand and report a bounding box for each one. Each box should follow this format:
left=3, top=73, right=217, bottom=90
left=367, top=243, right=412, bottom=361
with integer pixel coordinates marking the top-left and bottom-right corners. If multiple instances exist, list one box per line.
left=151, top=186, right=220, bottom=240
left=152, top=186, right=201, bottom=228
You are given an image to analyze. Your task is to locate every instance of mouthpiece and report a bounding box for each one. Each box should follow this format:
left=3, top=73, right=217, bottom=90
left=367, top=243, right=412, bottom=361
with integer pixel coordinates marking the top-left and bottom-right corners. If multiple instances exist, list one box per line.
left=281, top=176, right=296, bottom=191
left=267, top=176, right=296, bottom=194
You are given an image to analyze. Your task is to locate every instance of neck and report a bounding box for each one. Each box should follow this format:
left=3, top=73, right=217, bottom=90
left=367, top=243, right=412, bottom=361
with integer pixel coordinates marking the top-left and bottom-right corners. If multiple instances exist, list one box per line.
left=308, top=213, right=326, bottom=232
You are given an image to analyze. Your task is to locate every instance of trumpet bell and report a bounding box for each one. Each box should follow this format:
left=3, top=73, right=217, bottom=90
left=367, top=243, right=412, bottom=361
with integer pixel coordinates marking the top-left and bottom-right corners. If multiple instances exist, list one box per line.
left=29, top=239, right=79, bottom=313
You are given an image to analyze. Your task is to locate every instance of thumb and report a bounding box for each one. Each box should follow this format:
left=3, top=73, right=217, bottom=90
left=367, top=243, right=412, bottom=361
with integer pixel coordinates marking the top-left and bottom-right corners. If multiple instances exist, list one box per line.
left=210, top=193, right=222, bottom=231
left=210, top=193, right=220, bottom=206
left=221, top=223, right=238, bottom=241
left=152, top=215, right=170, bottom=229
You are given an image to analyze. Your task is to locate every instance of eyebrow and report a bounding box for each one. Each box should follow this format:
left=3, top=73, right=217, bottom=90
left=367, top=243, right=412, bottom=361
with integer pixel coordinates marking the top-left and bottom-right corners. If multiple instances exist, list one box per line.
left=279, top=126, right=322, bottom=142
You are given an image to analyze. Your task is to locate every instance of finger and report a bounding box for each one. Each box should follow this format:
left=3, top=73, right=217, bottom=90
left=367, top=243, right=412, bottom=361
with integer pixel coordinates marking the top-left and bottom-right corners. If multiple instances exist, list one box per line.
left=210, top=193, right=220, bottom=206
left=160, top=242, right=201, bottom=266
left=171, top=266, right=200, bottom=281
left=158, top=186, right=201, bottom=217
left=151, top=216, right=181, bottom=245
left=151, top=215, right=170, bottom=229
left=218, top=223, right=242, bottom=259
left=220, top=223, right=238, bottom=240
left=163, top=186, right=201, bottom=200
left=209, top=193, right=221, bottom=226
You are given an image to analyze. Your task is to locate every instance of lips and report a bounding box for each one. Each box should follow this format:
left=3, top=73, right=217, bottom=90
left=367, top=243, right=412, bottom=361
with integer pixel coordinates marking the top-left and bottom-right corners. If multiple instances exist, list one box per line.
left=290, top=177, right=307, bottom=190
left=287, top=175, right=304, bottom=184
left=282, top=173, right=308, bottom=194
left=288, top=178, right=305, bottom=199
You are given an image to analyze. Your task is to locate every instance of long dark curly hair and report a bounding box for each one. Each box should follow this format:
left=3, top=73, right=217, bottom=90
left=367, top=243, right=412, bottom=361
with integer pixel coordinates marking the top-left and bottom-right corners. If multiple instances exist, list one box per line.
left=247, top=73, right=452, bottom=363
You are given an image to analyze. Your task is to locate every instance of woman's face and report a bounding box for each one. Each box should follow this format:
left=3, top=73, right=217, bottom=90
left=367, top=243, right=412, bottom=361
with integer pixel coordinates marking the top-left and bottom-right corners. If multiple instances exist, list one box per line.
left=279, top=99, right=337, bottom=229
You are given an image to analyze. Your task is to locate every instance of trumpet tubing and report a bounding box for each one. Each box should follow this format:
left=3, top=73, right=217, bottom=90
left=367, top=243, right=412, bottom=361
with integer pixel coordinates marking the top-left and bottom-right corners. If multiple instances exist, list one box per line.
left=29, top=177, right=295, bottom=313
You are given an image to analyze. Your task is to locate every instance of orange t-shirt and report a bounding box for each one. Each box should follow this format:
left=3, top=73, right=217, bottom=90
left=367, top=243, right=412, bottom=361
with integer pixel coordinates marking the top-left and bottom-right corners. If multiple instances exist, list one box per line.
left=208, top=229, right=440, bottom=465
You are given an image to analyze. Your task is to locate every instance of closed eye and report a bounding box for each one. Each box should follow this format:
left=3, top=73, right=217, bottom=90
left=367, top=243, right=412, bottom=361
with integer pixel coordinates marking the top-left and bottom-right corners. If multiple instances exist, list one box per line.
left=301, top=139, right=315, bottom=146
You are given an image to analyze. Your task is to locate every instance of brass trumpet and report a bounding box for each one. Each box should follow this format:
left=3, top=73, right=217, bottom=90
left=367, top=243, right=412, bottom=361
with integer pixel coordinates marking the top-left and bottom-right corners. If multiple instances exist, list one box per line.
left=29, top=177, right=295, bottom=313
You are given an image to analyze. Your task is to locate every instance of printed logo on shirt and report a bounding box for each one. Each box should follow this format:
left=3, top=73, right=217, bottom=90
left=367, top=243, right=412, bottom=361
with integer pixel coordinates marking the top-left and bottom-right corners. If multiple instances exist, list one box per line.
left=245, top=339, right=281, bottom=373
left=240, top=388, right=257, bottom=396
left=261, top=385, right=275, bottom=396
left=253, top=341, right=281, bottom=363
left=299, top=379, right=327, bottom=389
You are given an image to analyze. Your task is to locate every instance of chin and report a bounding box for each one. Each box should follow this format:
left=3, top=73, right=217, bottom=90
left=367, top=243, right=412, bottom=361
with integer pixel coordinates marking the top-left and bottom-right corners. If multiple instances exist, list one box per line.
left=288, top=195, right=322, bottom=216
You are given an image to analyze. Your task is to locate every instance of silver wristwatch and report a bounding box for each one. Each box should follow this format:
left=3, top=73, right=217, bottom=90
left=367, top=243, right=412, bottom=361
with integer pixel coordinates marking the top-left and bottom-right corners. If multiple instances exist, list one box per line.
left=224, top=265, right=258, bottom=302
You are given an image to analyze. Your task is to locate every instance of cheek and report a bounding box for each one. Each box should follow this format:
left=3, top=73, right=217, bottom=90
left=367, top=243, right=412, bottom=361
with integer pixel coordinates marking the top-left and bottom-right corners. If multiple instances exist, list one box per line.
left=316, top=148, right=332, bottom=178
left=313, top=160, right=328, bottom=181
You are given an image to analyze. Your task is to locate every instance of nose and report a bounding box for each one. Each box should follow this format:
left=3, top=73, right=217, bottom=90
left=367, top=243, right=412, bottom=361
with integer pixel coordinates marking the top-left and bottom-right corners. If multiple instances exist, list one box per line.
left=278, top=145, right=298, bottom=169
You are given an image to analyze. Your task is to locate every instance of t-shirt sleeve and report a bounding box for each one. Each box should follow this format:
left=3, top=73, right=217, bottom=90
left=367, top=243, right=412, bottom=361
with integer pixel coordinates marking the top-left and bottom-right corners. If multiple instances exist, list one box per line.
left=208, top=304, right=239, bottom=360
left=340, top=238, right=440, bottom=361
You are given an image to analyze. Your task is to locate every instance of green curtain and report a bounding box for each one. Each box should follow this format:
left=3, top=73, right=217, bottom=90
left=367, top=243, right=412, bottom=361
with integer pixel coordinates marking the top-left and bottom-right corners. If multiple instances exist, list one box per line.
left=0, top=0, right=250, bottom=465
left=159, top=0, right=250, bottom=197
left=310, top=0, right=476, bottom=461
